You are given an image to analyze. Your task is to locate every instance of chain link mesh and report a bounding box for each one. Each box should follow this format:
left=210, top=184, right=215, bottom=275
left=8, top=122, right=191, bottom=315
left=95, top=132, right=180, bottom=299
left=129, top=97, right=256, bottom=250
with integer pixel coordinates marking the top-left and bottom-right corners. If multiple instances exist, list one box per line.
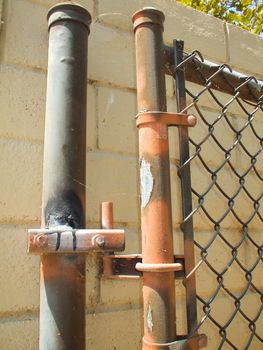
left=173, top=51, right=263, bottom=349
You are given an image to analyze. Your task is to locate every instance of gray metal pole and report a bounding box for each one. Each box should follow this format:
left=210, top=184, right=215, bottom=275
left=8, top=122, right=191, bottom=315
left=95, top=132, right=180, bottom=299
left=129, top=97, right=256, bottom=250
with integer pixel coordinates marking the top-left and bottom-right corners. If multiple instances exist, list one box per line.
left=39, top=3, right=91, bottom=349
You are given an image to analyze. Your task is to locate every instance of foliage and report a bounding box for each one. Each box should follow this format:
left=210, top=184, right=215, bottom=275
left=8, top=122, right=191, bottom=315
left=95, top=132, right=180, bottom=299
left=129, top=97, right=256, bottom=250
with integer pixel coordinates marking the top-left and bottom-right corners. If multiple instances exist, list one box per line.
left=177, top=0, right=263, bottom=35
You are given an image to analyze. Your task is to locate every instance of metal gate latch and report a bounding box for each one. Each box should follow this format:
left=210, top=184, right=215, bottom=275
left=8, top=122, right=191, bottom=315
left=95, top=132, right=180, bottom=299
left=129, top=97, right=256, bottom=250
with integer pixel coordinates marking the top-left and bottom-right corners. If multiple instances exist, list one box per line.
left=28, top=202, right=125, bottom=254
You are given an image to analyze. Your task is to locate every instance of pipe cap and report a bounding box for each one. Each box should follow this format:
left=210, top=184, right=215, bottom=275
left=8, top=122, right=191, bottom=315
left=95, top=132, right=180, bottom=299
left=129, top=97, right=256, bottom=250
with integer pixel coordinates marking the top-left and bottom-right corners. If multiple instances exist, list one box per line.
left=48, top=2, right=91, bottom=31
left=132, top=7, right=165, bottom=31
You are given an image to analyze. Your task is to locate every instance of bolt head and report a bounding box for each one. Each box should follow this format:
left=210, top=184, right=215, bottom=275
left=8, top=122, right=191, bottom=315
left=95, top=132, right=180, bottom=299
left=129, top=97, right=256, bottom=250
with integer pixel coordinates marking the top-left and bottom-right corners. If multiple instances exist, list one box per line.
left=95, top=235, right=105, bottom=248
left=35, top=235, right=48, bottom=247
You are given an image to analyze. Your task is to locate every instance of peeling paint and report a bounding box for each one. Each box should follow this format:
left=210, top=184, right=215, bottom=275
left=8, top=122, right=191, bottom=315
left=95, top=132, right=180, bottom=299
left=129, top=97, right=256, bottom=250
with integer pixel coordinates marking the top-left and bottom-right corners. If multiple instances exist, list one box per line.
left=147, top=305, right=153, bottom=332
left=104, top=91, right=114, bottom=117
left=140, top=158, right=154, bottom=208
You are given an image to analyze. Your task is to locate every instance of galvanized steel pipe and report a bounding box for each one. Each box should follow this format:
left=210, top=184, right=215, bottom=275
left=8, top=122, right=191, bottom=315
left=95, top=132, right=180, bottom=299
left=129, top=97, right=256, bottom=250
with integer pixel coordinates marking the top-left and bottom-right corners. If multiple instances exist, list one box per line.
left=40, top=3, right=91, bottom=349
left=133, top=8, right=176, bottom=350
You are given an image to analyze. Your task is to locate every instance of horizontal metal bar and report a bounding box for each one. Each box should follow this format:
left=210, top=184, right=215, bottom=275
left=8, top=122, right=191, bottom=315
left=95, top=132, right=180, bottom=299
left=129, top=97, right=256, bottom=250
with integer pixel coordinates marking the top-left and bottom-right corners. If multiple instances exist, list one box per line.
left=28, top=227, right=125, bottom=254
left=136, top=112, right=197, bottom=127
left=102, top=254, right=185, bottom=279
left=164, top=45, right=263, bottom=103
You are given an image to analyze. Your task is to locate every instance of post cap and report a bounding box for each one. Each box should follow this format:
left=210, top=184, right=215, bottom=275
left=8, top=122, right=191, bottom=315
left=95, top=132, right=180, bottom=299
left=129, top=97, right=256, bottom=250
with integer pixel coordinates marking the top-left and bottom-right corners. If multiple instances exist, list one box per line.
left=132, top=7, right=165, bottom=31
left=47, top=2, right=92, bottom=31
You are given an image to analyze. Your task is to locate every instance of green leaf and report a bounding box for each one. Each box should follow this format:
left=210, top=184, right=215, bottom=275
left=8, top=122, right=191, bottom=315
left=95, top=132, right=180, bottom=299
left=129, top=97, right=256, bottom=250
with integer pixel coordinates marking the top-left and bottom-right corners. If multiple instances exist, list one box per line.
left=176, top=0, right=263, bottom=35
left=241, top=0, right=251, bottom=6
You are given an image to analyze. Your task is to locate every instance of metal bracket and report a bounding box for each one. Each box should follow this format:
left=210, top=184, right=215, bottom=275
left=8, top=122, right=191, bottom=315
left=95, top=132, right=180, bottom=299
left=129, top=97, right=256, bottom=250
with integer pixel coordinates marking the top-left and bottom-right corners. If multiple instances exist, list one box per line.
left=102, top=254, right=185, bottom=279
left=136, top=111, right=197, bottom=128
left=143, top=334, right=207, bottom=350
left=28, top=202, right=125, bottom=254
left=28, top=226, right=125, bottom=254
left=136, top=262, right=183, bottom=272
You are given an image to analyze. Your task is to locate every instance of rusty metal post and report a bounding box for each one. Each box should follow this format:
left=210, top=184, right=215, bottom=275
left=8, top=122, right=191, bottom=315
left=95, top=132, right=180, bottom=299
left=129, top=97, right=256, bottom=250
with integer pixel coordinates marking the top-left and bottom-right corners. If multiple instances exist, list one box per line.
left=39, top=3, right=91, bottom=349
left=101, top=202, right=114, bottom=229
left=132, top=8, right=176, bottom=350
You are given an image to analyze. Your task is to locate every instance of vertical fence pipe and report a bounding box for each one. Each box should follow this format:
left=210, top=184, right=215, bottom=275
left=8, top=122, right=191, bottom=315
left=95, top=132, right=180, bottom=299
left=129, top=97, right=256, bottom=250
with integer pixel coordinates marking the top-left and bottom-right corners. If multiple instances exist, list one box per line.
left=39, top=4, right=91, bottom=349
left=133, top=9, right=176, bottom=349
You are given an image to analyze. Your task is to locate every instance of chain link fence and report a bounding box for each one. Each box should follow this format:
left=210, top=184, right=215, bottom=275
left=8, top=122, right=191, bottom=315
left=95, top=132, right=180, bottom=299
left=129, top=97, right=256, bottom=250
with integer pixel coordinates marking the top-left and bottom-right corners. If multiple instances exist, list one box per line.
left=169, top=43, right=263, bottom=349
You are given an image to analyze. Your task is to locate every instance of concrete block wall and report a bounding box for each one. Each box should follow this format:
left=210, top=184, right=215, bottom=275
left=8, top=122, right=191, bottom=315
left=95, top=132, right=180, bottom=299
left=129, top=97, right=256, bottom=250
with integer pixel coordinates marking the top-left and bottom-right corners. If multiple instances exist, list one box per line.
left=0, top=0, right=262, bottom=349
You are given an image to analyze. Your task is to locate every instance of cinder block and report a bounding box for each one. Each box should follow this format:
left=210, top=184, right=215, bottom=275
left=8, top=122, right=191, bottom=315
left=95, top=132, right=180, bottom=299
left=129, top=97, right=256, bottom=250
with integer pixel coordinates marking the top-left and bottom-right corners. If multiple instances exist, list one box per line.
left=166, top=75, right=175, bottom=98
left=99, top=278, right=142, bottom=309
left=87, top=84, right=97, bottom=150
left=173, top=229, right=184, bottom=254
left=121, top=227, right=141, bottom=254
left=224, top=177, right=262, bottom=230
left=95, top=12, right=133, bottom=33
left=86, top=151, right=139, bottom=226
left=2, top=0, right=93, bottom=70
left=98, top=0, right=227, bottom=63
left=86, top=308, right=142, bottom=350
left=198, top=292, right=263, bottom=349
left=2, top=0, right=48, bottom=69
left=0, top=225, right=39, bottom=312
left=175, top=294, right=187, bottom=335
left=196, top=294, right=246, bottom=349
left=0, top=317, right=38, bottom=350
left=239, top=292, right=263, bottom=333
left=97, top=86, right=137, bottom=154
left=0, top=140, right=42, bottom=223
left=231, top=115, right=263, bottom=173
left=245, top=232, right=263, bottom=289
left=0, top=64, right=46, bottom=143
left=98, top=0, right=157, bottom=23
left=190, top=108, right=236, bottom=166
left=29, top=0, right=93, bottom=13
left=227, top=22, right=263, bottom=78
left=174, top=162, right=246, bottom=230
left=167, top=95, right=177, bottom=114
left=194, top=229, right=247, bottom=297
left=185, top=81, right=236, bottom=114
left=196, top=301, right=220, bottom=350
left=0, top=62, right=98, bottom=149
left=86, top=253, right=102, bottom=308
left=89, top=22, right=135, bottom=88
left=164, top=6, right=226, bottom=63
left=168, top=106, right=238, bottom=169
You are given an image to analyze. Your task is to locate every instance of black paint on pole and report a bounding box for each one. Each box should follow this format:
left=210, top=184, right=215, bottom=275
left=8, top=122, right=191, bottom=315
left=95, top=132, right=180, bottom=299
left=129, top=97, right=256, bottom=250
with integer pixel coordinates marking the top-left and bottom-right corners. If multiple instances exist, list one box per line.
left=39, top=3, right=91, bottom=349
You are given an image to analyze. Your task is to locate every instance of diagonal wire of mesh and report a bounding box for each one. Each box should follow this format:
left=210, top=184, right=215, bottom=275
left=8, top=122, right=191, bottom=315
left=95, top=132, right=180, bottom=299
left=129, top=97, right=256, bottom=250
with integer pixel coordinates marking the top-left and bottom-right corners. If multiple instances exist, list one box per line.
left=173, top=52, right=263, bottom=349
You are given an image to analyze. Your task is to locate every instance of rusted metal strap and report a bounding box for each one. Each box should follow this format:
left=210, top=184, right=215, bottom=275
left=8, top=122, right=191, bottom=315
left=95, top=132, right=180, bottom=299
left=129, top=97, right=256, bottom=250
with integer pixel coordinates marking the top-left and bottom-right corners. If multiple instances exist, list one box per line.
left=28, top=227, right=125, bottom=254
left=143, top=334, right=207, bottom=350
left=102, top=254, right=185, bottom=279
left=136, top=112, right=197, bottom=128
